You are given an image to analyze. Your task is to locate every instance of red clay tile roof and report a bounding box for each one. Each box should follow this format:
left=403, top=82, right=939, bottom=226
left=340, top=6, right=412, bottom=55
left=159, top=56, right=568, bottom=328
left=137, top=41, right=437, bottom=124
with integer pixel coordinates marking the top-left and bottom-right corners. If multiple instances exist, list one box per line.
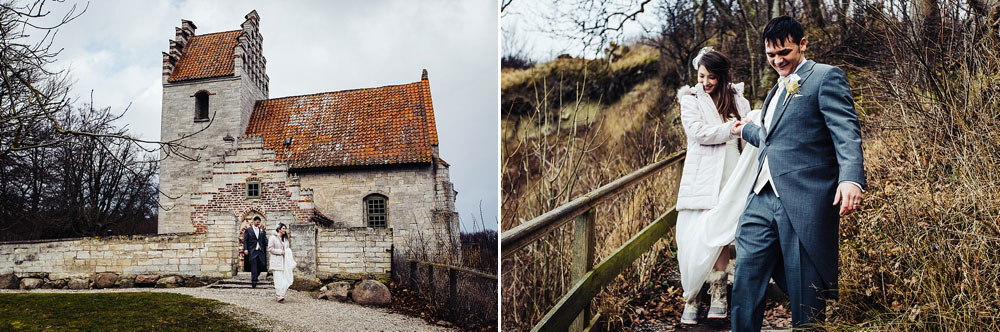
left=245, top=79, right=441, bottom=169
left=168, top=30, right=241, bottom=82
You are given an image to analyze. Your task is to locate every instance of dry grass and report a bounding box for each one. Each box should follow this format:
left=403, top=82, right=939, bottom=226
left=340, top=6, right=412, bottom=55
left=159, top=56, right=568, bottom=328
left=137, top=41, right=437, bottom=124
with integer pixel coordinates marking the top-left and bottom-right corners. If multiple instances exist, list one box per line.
left=503, top=3, right=1000, bottom=331
left=823, top=4, right=1000, bottom=330
left=501, top=48, right=688, bottom=331
left=393, top=227, right=497, bottom=331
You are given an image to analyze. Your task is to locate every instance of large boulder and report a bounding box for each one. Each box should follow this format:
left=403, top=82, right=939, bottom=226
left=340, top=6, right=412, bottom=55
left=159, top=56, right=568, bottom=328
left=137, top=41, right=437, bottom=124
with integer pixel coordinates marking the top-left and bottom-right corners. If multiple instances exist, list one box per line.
left=290, top=277, right=323, bottom=292
left=67, top=278, right=90, bottom=290
left=94, top=273, right=120, bottom=289
left=0, top=273, right=17, bottom=289
left=316, top=290, right=336, bottom=300
left=156, top=276, right=181, bottom=288
left=328, top=281, right=351, bottom=302
left=43, top=278, right=67, bottom=289
left=119, top=277, right=135, bottom=288
left=351, top=279, right=391, bottom=306
left=135, top=274, right=159, bottom=286
left=19, top=277, right=44, bottom=290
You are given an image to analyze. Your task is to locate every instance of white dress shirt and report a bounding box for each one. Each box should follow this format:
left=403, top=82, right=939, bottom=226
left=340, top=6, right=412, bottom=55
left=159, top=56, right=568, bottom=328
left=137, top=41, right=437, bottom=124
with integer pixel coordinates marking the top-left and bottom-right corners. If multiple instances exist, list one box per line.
left=752, top=58, right=864, bottom=196
left=252, top=226, right=261, bottom=250
left=752, top=59, right=809, bottom=197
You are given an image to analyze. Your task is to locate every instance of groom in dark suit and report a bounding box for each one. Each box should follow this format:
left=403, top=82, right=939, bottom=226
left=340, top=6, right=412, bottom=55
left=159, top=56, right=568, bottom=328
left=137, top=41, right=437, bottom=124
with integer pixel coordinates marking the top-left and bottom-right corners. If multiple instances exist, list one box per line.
left=243, top=217, right=268, bottom=288
left=730, top=16, right=865, bottom=330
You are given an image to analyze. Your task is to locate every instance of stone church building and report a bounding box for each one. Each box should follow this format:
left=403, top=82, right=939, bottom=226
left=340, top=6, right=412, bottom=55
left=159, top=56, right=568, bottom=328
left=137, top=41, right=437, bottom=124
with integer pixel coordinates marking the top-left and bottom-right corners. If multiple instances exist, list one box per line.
left=156, top=11, right=459, bottom=278
left=0, top=11, right=458, bottom=283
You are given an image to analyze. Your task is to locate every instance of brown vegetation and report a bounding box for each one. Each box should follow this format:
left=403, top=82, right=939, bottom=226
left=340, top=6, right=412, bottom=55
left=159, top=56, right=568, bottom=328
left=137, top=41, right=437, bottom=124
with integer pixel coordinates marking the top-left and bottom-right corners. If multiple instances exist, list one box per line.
left=502, top=46, right=687, bottom=331
left=503, top=0, right=1000, bottom=330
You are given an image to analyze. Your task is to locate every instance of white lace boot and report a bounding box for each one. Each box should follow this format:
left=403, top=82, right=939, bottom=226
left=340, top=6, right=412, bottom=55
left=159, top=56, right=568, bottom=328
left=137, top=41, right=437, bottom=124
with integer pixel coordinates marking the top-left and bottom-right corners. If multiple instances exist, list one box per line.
left=707, top=270, right=728, bottom=319
left=681, top=295, right=699, bottom=325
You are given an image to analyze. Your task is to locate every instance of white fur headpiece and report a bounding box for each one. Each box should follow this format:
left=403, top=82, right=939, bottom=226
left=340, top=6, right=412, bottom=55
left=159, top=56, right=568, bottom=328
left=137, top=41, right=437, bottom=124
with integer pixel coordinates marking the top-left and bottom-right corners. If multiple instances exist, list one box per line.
left=692, top=46, right=714, bottom=70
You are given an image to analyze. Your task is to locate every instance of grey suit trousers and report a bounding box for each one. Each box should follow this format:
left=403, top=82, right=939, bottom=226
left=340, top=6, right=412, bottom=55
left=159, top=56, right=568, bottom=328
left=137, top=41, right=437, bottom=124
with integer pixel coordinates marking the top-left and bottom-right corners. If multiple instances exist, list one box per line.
left=731, top=184, right=827, bottom=331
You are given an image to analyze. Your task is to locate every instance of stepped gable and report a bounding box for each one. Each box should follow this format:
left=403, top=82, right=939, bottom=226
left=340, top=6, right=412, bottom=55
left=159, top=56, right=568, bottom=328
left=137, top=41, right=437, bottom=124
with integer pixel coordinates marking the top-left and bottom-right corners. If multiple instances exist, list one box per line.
left=167, top=30, right=241, bottom=82
left=244, top=72, right=441, bottom=169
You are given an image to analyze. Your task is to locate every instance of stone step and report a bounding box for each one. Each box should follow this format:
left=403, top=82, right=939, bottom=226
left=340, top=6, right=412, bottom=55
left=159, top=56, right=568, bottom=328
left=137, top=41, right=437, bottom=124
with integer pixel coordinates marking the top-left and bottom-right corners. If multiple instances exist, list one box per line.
left=207, top=284, right=274, bottom=289
left=215, top=279, right=273, bottom=286
left=207, top=279, right=274, bottom=289
left=234, top=271, right=268, bottom=280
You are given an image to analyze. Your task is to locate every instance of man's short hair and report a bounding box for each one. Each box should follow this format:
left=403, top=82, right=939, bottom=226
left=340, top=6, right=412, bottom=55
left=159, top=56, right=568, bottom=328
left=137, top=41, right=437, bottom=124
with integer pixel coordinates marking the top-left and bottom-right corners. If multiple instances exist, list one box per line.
left=253, top=216, right=261, bottom=221
left=762, top=16, right=804, bottom=47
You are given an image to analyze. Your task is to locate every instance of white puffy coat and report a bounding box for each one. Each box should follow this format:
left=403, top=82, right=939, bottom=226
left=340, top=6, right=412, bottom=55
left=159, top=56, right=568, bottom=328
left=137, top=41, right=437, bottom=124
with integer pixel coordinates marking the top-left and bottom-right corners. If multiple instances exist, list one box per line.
left=268, top=234, right=288, bottom=272
left=676, top=82, right=751, bottom=210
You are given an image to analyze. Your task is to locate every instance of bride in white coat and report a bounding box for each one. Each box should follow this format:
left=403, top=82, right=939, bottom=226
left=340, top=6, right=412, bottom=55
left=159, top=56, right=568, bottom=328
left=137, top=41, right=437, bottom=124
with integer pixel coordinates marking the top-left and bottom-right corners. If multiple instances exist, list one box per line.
left=268, top=223, right=296, bottom=302
left=675, top=47, right=753, bottom=325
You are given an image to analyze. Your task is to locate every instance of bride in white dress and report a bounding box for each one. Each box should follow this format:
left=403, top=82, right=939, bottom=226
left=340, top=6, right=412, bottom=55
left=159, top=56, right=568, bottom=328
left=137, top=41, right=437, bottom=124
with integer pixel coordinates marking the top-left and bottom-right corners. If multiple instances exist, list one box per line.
left=675, top=47, right=759, bottom=325
left=268, top=223, right=296, bottom=302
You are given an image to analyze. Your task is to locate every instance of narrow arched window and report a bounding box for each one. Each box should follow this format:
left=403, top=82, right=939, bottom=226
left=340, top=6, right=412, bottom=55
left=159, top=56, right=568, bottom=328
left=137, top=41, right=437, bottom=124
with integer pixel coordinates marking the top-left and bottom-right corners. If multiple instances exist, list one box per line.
left=364, top=194, right=388, bottom=228
left=195, top=91, right=209, bottom=121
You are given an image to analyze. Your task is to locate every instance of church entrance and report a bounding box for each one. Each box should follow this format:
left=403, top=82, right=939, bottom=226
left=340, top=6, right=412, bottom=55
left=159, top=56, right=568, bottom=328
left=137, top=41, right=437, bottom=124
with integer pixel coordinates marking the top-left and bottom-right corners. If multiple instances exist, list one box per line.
left=237, top=211, right=268, bottom=272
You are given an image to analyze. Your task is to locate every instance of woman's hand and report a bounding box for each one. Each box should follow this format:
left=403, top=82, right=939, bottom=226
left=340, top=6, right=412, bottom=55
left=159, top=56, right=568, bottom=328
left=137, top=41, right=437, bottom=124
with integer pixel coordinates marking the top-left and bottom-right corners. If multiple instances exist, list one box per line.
left=730, top=121, right=745, bottom=136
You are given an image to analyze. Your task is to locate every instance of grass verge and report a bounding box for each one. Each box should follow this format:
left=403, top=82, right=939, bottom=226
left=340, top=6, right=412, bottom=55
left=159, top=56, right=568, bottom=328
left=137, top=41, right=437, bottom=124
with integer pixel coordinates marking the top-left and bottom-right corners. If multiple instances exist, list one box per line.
left=0, top=292, right=267, bottom=332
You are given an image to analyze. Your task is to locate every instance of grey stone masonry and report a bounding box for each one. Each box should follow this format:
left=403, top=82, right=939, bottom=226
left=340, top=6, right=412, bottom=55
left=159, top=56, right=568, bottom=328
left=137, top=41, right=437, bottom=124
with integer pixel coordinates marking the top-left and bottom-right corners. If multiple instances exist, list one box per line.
left=158, top=12, right=268, bottom=234
left=0, top=214, right=237, bottom=279
left=298, top=155, right=459, bottom=263
left=316, top=227, right=392, bottom=280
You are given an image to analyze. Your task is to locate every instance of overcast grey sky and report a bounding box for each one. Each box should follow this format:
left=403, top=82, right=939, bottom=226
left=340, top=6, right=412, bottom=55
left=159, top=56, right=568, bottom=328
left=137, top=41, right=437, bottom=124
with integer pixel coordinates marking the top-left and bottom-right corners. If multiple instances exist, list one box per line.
left=501, top=1, right=650, bottom=62
left=40, top=0, right=498, bottom=231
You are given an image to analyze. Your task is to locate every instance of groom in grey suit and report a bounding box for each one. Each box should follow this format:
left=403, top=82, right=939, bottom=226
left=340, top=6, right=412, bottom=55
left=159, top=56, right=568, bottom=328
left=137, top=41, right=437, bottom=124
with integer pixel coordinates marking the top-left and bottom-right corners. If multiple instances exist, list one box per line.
left=730, top=16, right=865, bottom=331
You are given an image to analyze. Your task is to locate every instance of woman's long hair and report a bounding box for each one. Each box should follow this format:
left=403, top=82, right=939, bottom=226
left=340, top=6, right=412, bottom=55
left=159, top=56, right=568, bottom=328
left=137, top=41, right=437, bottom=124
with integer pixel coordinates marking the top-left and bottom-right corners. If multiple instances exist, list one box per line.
left=699, top=51, right=741, bottom=121
left=276, top=223, right=290, bottom=242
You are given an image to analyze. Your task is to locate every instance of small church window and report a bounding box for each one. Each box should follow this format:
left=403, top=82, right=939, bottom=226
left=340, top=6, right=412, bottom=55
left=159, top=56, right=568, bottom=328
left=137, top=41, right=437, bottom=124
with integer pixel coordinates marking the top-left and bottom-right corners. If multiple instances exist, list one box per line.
left=365, top=194, right=387, bottom=228
left=247, top=181, right=260, bottom=199
left=195, top=91, right=210, bottom=121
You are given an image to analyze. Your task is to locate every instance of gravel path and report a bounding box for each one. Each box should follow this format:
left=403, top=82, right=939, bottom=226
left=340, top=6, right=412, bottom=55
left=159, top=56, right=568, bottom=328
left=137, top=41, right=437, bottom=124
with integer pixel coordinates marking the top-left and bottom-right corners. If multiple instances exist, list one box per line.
left=1, top=287, right=454, bottom=332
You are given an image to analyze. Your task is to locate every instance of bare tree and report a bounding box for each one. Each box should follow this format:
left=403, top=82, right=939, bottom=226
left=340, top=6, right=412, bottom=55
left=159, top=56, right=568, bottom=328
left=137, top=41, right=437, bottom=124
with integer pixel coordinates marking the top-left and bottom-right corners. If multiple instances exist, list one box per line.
left=1, top=0, right=211, bottom=163
left=0, top=0, right=219, bottom=240
left=536, top=0, right=653, bottom=57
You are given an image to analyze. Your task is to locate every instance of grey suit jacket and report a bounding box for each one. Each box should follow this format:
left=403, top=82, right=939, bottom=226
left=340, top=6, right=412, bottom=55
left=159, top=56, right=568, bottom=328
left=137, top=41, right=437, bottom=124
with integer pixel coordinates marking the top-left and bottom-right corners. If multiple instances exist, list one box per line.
left=741, top=60, right=865, bottom=289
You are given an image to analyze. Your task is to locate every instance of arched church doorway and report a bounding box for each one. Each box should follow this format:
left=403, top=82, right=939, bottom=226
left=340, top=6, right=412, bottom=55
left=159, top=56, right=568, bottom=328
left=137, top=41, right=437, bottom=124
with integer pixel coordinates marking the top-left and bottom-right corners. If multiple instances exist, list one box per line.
left=237, top=210, right=268, bottom=272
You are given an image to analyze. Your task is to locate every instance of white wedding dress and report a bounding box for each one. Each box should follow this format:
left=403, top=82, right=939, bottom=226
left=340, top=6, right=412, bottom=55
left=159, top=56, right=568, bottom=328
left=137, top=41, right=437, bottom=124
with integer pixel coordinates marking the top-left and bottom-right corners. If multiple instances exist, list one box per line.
left=273, top=241, right=296, bottom=297
left=677, top=109, right=762, bottom=301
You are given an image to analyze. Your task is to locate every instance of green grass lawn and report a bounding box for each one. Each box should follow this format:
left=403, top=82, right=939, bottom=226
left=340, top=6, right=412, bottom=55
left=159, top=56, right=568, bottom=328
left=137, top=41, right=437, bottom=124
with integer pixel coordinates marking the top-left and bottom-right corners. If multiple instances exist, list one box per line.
left=0, top=292, right=267, bottom=332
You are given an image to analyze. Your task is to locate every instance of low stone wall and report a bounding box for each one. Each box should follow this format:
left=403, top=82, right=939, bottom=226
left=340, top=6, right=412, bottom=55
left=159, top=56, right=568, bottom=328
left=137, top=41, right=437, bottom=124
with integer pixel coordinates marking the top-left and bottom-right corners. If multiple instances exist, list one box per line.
left=1, top=222, right=393, bottom=284
left=316, top=227, right=392, bottom=280
left=0, top=216, right=237, bottom=280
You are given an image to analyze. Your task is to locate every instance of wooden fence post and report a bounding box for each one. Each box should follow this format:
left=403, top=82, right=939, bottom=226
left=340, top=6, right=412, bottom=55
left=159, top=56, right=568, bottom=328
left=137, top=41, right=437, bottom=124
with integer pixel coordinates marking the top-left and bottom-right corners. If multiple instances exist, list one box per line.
left=410, top=261, right=418, bottom=290
left=429, top=264, right=435, bottom=301
left=448, top=268, right=458, bottom=315
left=570, top=208, right=596, bottom=332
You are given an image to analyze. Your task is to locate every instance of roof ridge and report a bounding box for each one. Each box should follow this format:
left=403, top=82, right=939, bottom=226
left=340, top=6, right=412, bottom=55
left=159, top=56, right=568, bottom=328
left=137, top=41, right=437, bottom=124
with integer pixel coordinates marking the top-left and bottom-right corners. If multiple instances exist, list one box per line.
left=261, top=81, right=424, bottom=102
left=191, top=29, right=242, bottom=37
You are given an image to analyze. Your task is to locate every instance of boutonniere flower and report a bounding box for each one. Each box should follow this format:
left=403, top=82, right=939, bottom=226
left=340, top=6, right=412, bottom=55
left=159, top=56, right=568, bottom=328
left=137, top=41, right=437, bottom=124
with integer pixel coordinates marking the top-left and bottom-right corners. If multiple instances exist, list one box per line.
left=781, top=73, right=801, bottom=105
left=787, top=80, right=800, bottom=95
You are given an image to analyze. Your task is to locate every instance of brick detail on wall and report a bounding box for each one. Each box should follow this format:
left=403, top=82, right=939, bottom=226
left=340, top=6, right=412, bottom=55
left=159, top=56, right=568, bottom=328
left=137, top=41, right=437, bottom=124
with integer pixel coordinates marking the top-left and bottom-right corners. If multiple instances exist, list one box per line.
left=190, top=136, right=314, bottom=233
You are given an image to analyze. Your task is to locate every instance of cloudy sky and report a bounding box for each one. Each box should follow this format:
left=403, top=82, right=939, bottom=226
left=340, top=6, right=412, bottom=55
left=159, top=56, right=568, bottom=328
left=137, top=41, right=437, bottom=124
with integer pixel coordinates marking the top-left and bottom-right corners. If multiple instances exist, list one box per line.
left=501, top=1, right=650, bottom=62
left=34, top=0, right=498, bottom=231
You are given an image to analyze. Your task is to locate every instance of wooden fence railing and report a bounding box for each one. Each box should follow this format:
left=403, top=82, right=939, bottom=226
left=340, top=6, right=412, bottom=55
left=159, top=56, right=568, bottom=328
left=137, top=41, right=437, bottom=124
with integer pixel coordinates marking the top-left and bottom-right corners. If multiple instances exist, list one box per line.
left=409, top=260, right=497, bottom=311
left=501, top=150, right=686, bottom=332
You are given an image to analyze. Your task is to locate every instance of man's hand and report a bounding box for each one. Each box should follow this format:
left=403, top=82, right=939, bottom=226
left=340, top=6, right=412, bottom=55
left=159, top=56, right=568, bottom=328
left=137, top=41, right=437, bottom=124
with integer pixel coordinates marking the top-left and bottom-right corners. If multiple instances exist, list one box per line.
left=731, top=121, right=745, bottom=136
left=833, top=182, right=863, bottom=216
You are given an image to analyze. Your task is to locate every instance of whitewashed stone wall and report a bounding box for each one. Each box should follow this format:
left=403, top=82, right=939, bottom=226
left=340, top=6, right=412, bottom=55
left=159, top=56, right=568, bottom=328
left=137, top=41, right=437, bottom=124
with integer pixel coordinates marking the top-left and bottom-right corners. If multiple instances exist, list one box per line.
left=299, top=159, right=459, bottom=261
left=0, top=213, right=237, bottom=279
left=0, top=215, right=392, bottom=281
left=316, top=227, right=392, bottom=279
